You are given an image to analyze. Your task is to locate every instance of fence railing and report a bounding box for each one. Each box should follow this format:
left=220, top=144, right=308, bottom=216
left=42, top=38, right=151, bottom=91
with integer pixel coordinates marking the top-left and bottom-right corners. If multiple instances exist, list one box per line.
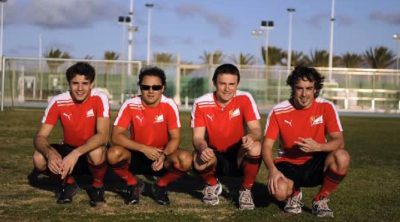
left=1, top=57, right=399, bottom=113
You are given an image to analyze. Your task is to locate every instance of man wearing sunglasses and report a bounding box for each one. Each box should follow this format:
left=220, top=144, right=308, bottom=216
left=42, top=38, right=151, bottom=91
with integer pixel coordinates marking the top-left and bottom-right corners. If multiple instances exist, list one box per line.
left=191, top=63, right=262, bottom=210
left=108, top=66, right=192, bottom=206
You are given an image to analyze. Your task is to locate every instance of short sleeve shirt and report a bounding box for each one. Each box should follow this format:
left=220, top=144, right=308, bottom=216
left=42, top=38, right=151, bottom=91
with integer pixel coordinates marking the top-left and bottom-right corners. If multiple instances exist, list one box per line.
left=264, top=98, right=342, bottom=164
left=191, top=90, right=260, bottom=152
left=42, top=88, right=110, bottom=147
left=114, top=95, right=181, bottom=149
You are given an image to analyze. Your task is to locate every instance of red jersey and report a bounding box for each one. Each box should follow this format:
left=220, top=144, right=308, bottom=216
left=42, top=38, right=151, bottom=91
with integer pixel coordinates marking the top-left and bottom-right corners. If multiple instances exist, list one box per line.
left=191, top=90, right=260, bottom=152
left=114, top=95, right=180, bottom=149
left=42, top=88, right=110, bottom=147
left=264, top=98, right=342, bottom=165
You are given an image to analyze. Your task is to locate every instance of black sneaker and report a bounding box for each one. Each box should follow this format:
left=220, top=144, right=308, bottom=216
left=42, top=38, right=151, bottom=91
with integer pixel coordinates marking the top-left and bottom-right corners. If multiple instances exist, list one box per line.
left=57, top=182, right=79, bottom=204
left=152, top=184, right=170, bottom=205
left=87, top=186, right=105, bottom=207
left=124, top=181, right=144, bottom=205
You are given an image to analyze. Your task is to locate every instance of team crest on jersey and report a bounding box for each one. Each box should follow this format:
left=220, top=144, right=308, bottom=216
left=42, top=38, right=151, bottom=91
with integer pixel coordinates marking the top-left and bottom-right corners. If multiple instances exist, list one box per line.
left=86, top=109, right=94, bottom=118
left=311, top=115, right=323, bottom=126
left=154, top=114, right=164, bottom=123
left=229, top=108, right=240, bottom=119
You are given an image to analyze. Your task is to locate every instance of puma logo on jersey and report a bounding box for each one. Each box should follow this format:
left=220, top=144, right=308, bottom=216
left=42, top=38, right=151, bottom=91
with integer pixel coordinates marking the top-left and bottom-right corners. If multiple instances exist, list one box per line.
left=206, top=114, right=214, bottom=121
left=136, top=115, right=144, bottom=124
left=284, top=119, right=293, bottom=127
left=154, top=114, right=164, bottom=123
left=63, top=113, right=72, bottom=120
left=229, top=108, right=240, bottom=119
left=311, top=115, right=323, bottom=125
left=86, top=109, right=94, bottom=118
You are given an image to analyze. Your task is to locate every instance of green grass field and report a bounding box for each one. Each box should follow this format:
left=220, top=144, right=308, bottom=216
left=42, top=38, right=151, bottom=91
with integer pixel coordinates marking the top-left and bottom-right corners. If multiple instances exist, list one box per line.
left=0, top=109, right=399, bottom=221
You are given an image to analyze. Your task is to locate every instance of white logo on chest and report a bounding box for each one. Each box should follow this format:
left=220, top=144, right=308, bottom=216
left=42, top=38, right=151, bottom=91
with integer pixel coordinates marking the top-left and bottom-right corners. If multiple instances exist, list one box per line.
left=154, top=114, right=164, bottom=123
left=63, top=113, right=72, bottom=120
left=86, top=109, right=94, bottom=118
left=284, top=119, right=293, bottom=127
left=206, top=114, right=214, bottom=121
left=312, top=115, right=323, bottom=125
left=136, top=115, right=144, bottom=124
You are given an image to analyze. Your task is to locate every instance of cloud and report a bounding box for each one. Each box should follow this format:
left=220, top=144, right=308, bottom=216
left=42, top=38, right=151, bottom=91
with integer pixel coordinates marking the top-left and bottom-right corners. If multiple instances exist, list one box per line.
left=369, top=12, right=400, bottom=25
left=306, top=13, right=353, bottom=28
left=175, top=3, right=235, bottom=37
left=6, top=0, right=124, bottom=29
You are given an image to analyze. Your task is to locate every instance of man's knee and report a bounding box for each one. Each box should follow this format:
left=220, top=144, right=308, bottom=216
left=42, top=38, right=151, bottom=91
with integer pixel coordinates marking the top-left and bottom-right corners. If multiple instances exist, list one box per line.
left=273, top=178, right=293, bottom=202
left=32, top=150, right=47, bottom=171
left=248, top=141, right=262, bottom=156
left=175, top=150, right=193, bottom=171
left=87, top=146, right=107, bottom=165
left=107, top=145, right=128, bottom=165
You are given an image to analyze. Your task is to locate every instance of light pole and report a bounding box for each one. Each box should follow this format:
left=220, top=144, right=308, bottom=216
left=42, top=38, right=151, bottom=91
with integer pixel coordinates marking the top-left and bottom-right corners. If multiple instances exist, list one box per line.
left=287, top=8, right=295, bottom=73
left=0, top=0, right=7, bottom=69
left=145, top=3, right=154, bottom=65
left=393, top=34, right=400, bottom=71
left=251, top=28, right=263, bottom=66
left=261, top=20, right=274, bottom=68
left=118, top=0, right=136, bottom=76
left=118, top=15, right=130, bottom=60
left=328, top=0, right=335, bottom=83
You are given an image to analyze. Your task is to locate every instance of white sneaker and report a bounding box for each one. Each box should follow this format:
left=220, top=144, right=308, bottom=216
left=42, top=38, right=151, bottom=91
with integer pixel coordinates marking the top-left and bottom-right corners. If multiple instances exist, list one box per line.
left=284, top=191, right=303, bottom=214
left=202, top=182, right=222, bottom=205
left=312, top=196, right=334, bottom=218
left=238, top=188, right=255, bottom=210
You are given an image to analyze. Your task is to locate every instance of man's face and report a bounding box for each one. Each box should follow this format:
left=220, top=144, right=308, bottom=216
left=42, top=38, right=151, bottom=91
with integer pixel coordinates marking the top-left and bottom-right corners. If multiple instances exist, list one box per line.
left=292, top=78, right=316, bottom=109
left=140, top=75, right=164, bottom=107
left=69, top=74, right=93, bottom=103
left=214, top=73, right=239, bottom=105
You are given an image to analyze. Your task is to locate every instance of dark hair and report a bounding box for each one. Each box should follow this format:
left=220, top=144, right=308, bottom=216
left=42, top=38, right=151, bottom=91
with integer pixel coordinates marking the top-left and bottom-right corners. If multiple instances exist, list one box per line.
left=66, top=62, right=95, bottom=83
left=286, top=65, right=325, bottom=98
left=212, top=63, right=240, bottom=85
left=138, top=66, right=166, bottom=86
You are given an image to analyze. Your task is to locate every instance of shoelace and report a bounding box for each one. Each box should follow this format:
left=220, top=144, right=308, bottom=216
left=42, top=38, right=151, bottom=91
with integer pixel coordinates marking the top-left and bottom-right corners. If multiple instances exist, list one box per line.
left=203, top=185, right=217, bottom=197
left=288, top=193, right=303, bottom=207
left=315, top=198, right=330, bottom=210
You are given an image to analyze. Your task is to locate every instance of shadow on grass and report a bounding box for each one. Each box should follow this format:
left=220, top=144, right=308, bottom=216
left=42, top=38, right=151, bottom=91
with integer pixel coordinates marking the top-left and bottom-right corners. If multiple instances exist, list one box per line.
left=27, top=168, right=275, bottom=208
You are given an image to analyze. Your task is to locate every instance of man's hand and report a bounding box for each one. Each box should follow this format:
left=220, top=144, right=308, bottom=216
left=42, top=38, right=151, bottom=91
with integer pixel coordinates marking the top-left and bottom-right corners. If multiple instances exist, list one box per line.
left=295, top=137, right=321, bottom=153
left=242, top=135, right=255, bottom=151
left=199, top=147, right=215, bottom=163
left=47, top=149, right=63, bottom=175
left=151, top=154, right=166, bottom=171
left=268, top=168, right=288, bottom=195
left=143, top=147, right=163, bottom=161
left=60, top=149, right=81, bottom=179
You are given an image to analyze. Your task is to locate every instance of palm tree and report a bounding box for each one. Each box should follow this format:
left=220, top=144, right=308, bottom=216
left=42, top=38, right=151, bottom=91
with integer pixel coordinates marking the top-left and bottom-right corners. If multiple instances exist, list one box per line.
left=341, top=52, right=363, bottom=68
left=363, top=46, right=395, bottom=69
left=229, top=53, right=255, bottom=65
left=305, top=49, right=329, bottom=67
left=286, top=51, right=309, bottom=67
left=200, top=50, right=225, bottom=64
left=103, top=51, right=119, bottom=88
left=261, top=46, right=285, bottom=66
left=154, top=52, right=174, bottom=64
left=44, top=48, right=71, bottom=73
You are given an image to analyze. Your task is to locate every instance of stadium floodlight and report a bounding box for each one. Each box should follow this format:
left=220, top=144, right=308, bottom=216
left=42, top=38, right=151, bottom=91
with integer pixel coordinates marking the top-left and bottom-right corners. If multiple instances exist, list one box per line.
left=118, top=0, right=136, bottom=76
left=260, top=20, right=274, bottom=68
left=145, top=3, right=154, bottom=65
left=287, top=8, right=295, bottom=73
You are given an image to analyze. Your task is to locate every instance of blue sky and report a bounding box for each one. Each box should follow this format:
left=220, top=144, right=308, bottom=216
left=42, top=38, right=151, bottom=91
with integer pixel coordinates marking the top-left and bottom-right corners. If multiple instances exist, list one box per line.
left=3, top=0, right=400, bottom=63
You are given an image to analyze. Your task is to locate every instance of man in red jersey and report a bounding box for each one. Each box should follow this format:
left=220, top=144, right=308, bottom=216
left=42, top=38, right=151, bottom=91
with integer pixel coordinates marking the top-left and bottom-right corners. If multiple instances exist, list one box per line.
left=30, top=62, right=110, bottom=207
left=191, top=63, right=262, bottom=210
left=262, top=66, right=350, bottom=217
left=108, top=66, right=192, bottom=206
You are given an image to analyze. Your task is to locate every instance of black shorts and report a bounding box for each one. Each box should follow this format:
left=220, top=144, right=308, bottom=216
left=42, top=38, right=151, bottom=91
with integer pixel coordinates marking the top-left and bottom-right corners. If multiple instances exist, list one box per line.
left=214, top=143, right=244, bottom=177
left=275, top=152, right=327, bottom=188
left=129, top=151, right=167, bottom=177
left=51, top=143, right=91, bottom=175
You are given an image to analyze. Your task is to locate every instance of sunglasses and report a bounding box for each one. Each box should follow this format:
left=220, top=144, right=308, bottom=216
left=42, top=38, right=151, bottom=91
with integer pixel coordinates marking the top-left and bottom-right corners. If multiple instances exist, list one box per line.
left=140, top=84, right=163, bottom=91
